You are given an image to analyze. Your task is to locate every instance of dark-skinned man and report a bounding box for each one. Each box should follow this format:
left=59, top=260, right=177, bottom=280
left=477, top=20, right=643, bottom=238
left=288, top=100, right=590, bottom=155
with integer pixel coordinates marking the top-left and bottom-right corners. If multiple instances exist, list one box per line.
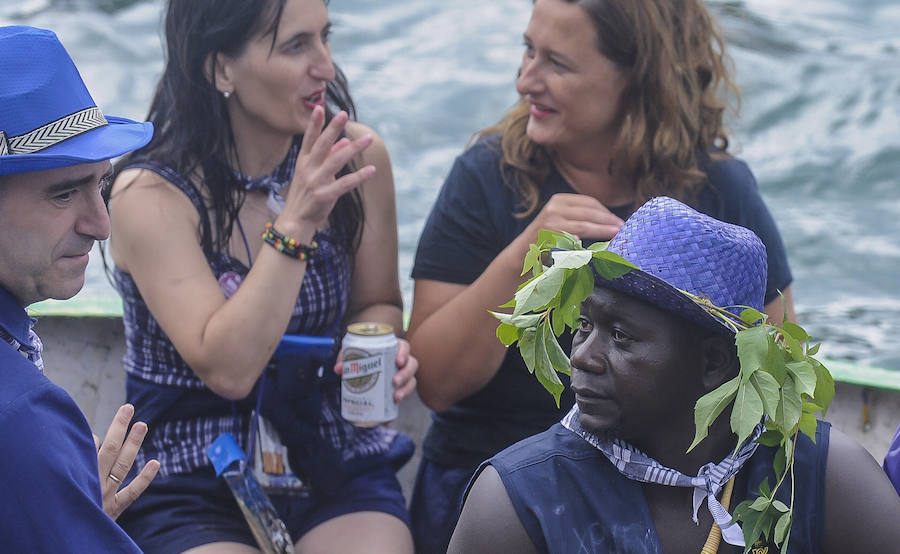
left=449, top=197, right=900, bottom=553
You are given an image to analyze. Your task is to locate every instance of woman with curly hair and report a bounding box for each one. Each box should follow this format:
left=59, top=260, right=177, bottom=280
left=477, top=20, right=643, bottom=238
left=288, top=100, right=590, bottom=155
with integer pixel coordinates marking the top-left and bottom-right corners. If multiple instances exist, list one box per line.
left=407, top=0, right=795, bottom=551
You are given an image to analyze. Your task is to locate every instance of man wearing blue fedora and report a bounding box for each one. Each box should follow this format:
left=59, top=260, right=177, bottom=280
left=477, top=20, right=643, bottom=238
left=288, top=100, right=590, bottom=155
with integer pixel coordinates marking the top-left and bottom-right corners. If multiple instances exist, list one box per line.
left=0, top=26, right=158, bottom=551
left=449, top=197, right=900, bottom=553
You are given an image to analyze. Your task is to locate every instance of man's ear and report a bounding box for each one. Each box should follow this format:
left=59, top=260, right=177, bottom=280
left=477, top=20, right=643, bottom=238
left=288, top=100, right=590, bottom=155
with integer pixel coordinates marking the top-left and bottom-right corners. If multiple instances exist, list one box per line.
left=205, top=52, right=234, bottom=95
left=700, top=334, right=739, bottom=392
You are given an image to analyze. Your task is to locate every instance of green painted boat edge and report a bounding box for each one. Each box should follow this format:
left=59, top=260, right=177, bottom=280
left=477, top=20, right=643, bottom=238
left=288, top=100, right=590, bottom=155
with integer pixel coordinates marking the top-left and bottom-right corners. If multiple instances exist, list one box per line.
left=29, top=295, right=123, bottom=318
left=26, top=300, right=900, bottom=391
left=823, top=358, right=900, bottom=392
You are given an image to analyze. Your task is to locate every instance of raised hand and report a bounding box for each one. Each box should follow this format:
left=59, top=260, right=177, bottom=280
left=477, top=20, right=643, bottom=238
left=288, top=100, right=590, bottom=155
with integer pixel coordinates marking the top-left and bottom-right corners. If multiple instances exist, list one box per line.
left=275, top=106, right=376, bottom=235
left=95, top=403, right=160, bottom=520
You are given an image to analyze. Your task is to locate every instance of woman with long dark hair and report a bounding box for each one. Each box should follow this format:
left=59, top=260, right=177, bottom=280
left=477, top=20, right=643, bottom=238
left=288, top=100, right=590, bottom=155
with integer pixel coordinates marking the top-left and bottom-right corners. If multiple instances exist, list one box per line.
left=107, top=0, right=415, bottom=552
left=407, top=0, right=796, bottom=551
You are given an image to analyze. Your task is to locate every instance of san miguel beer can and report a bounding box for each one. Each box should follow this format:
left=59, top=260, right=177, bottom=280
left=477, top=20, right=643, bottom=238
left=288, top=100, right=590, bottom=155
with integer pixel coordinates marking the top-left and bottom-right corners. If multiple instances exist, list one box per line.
left=341, top=323, right=398, bottom=426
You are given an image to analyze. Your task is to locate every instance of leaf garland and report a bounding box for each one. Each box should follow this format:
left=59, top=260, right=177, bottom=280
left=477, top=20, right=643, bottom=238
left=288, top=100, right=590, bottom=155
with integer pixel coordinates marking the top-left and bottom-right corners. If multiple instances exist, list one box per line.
left=493, top=231, right=835, bottom=553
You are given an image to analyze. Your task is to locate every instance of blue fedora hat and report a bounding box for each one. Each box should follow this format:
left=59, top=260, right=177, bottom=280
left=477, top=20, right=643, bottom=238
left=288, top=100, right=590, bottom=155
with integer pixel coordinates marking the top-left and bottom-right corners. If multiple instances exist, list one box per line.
left=595, top=196, right=768, bottom=334
left=0, top=26, right=153, bottom=176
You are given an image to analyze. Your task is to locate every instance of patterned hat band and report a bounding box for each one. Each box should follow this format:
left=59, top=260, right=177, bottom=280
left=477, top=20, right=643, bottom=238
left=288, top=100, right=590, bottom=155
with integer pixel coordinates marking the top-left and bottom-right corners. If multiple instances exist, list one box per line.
left=0, top=106, right=108, bottom=156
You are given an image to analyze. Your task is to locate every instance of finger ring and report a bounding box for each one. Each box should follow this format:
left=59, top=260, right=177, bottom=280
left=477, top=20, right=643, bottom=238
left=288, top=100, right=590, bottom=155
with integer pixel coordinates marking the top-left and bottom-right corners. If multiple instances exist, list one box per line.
left=108, top=473, right=122, bottom=484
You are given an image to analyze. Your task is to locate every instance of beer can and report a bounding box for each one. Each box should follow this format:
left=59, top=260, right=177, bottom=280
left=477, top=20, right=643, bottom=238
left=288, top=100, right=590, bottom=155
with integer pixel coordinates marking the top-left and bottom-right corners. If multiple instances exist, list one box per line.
left=341, top=322, right=398, bottom=426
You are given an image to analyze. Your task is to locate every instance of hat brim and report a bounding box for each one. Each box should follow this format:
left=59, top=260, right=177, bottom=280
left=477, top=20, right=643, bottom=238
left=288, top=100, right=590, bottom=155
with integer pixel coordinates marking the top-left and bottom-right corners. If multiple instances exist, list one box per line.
left=595, top=266, right=735, bottom=335
left=0, top=116, right=152, bottom=176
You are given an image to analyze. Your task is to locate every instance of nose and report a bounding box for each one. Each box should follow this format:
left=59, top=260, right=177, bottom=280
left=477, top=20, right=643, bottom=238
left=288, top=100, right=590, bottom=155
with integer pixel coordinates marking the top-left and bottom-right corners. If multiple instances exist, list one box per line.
left=75, top=185, right=111, bottom=241
left=310, top=39, right=336, bottom=82
left=570, top=333, right=606, bottom=375
left=515, top=55, right=542, bottom=98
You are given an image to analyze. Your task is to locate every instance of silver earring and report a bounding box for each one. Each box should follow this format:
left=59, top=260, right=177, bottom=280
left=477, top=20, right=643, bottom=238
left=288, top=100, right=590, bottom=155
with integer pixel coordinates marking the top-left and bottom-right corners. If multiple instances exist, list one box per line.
left=223, top=90, right=232, bottom=99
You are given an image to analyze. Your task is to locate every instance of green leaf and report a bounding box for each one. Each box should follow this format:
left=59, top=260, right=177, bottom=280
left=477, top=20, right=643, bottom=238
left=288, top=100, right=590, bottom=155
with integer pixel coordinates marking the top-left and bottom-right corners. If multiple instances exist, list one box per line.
left=785, top=360, right=816, bottom=398
left=802, top=401, right=824, bottom=414
left=561, top=303, right=581, bottom=330
left=781, top=330, right=805, bottom=362
left=756, top=430, right=782, bottom=447
left=775, top=512, right=792, bottom=546
left=688, top=376, right=739, bottom=452
left=749, top=496, right=770, bottom=511
left=489, top=311, right=542, bottom=327
left=806, top=342, right=821, bottom=356
left=591, top=252, right=638, bottom=280
left=550, top=304, right=566, bottom=336
left=518, top=328, right=537, bottom=374
left=750, top=370, right=780, bottom=417
left=759, top=477, right=772, bottom=499
left=737, top=504, right=762, bottom=553
left=781, top=321, right=811, bottom=342
left=550, top=249, right=593, bottom=269
left=496, top=323, right=520, bottom=346
left=736, top=326, right=770, bottom=384
left=538, top=229, right=580, bottom=250
left=810, top=358, right=835, bottom=415
left=532, top=323, right=564, bottom=406
left=775, top=376, right=802, bottom=433
left=764, top=333, right=788, bottom=384
left=558, top=266, right=594, bottom=326
left=799, top=412, right=818, bottom=442
left=522, top=242, right=543, bottom=277
left=731, top=379, right=765, bottom=449
left=740, top=307, right=765, bottom=326
left=587, top=240, right=611, bottom=252
left=772, top=500, right=789, bottom=513
left=544, top=323, right=572, bottom=377
left=513, top=266, right=567, bottom=316
left=773, top=440, right=787, bottom=478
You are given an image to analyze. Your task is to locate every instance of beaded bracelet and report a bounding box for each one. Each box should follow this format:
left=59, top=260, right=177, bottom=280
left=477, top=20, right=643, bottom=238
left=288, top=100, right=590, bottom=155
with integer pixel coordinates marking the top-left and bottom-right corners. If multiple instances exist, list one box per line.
left=262, top=222, right=318, bottom=261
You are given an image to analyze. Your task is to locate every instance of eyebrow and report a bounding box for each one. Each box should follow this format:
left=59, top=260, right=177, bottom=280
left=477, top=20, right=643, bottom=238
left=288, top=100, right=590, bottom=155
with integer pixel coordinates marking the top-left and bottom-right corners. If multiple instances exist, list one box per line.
left=522, top=33, right=578, bottom=68
left=44, top=166, right=113, bottom=194
left=280, top=21, right=331, bottom=46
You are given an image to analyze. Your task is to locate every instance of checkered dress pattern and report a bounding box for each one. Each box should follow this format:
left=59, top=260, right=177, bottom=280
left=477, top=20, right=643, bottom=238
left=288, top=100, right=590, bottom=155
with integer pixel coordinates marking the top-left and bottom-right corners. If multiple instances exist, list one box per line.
left=116, top=139, right=396, bottom=477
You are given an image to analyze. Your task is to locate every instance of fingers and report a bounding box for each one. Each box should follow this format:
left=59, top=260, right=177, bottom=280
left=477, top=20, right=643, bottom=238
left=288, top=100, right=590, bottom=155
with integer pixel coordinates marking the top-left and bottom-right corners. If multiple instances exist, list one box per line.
left=108, top=460, right=160, bottom=521
left=299, top=105, right=327, bottom=156
left=108, top=421, right=149, bottom=485
left=328, top=164, right=376, bottom=197
left=93, top=433, right=101, bottom=451
left=97, top=404, right=135, bottom=477
left=392, top=340, right=418, bottom=402
left=333, top=348, right=344, bottom=376
left=535, top=193, right=625, bottom=241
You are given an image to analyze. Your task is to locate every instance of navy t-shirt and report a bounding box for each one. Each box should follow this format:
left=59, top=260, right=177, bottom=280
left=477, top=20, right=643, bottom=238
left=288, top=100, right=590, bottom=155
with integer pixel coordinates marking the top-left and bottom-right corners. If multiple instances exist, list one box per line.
left=412, top=136, right=793, bottom=468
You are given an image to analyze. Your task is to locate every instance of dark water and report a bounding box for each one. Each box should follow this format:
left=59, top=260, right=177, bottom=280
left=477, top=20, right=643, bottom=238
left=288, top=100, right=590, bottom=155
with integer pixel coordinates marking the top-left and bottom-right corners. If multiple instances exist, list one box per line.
left=3, top=0, right=899, bottom=370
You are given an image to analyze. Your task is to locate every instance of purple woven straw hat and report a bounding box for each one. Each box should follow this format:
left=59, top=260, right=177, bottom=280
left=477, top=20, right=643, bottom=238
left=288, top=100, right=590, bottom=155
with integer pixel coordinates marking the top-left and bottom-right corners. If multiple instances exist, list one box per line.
left=596, top=196, right=767, bottom=334
left=0, top=26, right=153, bottom=176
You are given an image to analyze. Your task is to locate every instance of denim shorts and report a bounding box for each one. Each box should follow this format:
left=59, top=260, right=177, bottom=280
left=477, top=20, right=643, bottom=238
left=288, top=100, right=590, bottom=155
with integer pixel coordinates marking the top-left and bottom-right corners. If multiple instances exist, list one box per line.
left=119, top=461, right=410, bottom=554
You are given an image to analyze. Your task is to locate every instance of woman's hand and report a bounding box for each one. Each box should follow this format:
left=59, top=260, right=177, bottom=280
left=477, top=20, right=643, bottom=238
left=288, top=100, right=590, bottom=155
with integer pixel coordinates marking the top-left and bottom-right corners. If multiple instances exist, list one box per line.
left=95, top=404, right=160, bottom=521
left=520, top=193, right=625, bottom=246
left=276, top=106, right=376, bottom=236
left=391, top=338, right=418, bottom=402
left=333, top=338, right=418, bottom=403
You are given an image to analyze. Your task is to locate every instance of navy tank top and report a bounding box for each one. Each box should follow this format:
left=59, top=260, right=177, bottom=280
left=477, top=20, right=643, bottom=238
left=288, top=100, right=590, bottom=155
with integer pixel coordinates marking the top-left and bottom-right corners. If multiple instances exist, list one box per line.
left=481, top=421, right=829, bottom=553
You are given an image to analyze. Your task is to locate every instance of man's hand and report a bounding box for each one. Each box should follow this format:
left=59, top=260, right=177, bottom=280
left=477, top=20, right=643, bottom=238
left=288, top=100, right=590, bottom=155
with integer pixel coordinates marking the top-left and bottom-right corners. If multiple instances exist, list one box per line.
left=94, top=404, right=160, bottom=520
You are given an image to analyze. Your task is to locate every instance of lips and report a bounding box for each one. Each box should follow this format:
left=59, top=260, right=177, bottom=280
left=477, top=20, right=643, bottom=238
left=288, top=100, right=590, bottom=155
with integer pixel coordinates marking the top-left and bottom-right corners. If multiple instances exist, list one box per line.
left=302, top=88, right=326, bottom=109
left=528, top=100, right=556, bottom=119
